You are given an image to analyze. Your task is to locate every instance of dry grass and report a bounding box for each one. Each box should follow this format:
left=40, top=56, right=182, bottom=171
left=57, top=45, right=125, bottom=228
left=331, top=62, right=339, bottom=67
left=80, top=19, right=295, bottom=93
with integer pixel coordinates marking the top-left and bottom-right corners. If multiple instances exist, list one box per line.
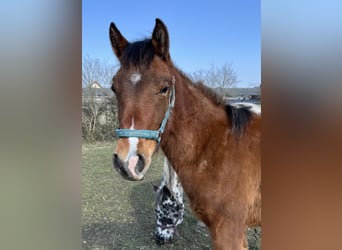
left=82, top=142, right=260, bottom=249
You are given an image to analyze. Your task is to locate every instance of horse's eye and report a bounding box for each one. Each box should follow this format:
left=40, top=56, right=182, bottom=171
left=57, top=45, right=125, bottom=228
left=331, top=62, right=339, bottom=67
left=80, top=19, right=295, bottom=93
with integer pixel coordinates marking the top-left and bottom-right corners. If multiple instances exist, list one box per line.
left=159, top=86, right=169, bottom=94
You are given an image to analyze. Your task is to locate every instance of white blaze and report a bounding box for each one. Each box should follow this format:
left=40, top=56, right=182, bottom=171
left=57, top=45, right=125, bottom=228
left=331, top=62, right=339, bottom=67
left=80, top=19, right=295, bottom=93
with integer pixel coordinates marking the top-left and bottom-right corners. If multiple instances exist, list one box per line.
left=130, top=73, right=141, bottom=86
left=125, top=118, right=139, bottom=162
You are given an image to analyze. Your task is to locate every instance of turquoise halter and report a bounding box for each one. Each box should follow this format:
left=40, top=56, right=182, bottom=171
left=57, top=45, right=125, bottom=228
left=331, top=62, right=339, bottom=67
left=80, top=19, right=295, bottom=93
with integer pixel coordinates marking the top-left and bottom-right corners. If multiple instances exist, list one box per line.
left=115, top=84, right=175, bottom=144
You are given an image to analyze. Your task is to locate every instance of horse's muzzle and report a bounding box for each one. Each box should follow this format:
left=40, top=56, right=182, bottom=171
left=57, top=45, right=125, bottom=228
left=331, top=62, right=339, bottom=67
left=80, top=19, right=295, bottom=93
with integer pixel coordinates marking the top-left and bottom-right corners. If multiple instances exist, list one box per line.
left=112, top=153, right=145, bottom=181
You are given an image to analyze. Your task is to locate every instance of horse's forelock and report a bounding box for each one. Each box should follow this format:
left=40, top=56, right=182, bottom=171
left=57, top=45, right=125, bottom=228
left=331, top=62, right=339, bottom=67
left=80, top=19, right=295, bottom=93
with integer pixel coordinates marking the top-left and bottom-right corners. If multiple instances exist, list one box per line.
left=120, top=39, right=156, bottom=70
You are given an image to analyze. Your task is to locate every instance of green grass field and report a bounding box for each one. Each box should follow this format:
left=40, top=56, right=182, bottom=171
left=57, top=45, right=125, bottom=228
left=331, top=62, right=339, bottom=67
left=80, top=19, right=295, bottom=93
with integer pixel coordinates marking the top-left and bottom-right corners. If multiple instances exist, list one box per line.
left=82, top=142, right=260, bottom=249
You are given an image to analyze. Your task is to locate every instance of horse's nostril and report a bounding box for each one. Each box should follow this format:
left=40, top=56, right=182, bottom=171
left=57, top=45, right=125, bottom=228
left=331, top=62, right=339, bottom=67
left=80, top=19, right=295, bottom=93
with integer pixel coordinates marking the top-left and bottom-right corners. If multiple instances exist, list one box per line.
left=136, top=154, right=145, bottom=173
left=113, top=153, right=120, bottom=165
left=113, top=153, right=125, bottom=172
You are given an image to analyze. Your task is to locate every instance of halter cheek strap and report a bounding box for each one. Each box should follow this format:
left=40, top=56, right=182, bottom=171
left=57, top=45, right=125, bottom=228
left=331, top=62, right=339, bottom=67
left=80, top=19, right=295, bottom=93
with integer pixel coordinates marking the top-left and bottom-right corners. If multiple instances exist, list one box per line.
left=115, top=79, right=175, bottom=145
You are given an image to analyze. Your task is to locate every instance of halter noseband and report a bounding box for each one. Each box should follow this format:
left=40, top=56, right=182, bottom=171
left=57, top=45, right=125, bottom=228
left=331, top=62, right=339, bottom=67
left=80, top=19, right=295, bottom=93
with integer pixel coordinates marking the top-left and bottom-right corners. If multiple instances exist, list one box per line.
left=115, top=83, right=175, bottom=144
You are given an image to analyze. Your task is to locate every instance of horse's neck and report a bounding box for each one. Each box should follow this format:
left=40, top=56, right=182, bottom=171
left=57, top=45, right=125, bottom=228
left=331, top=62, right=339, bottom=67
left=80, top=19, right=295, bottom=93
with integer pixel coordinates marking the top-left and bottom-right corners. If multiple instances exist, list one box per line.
left=161, top=75, right=228, bottom=172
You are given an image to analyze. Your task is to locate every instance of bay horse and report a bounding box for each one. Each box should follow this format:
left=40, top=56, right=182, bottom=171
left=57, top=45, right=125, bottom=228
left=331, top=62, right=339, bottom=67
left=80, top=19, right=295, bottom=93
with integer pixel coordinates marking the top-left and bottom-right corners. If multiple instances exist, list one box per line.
left=153, top=102, right=261, bottom=244
left=110, top=18, right=261, bottom=250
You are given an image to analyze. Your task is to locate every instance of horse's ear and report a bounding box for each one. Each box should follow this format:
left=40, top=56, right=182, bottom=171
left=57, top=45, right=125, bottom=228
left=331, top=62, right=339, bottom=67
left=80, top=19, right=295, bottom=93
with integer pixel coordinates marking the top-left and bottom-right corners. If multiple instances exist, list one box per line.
left=152, top=18, right=170, bottom=61
left=109, top=22, right=128, bottom=60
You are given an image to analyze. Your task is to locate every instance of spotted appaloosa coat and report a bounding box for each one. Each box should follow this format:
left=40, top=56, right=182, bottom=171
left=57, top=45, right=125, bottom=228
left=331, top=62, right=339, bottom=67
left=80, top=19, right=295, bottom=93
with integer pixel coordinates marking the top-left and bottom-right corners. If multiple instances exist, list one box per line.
left=154, top=157, right=184, bottom=243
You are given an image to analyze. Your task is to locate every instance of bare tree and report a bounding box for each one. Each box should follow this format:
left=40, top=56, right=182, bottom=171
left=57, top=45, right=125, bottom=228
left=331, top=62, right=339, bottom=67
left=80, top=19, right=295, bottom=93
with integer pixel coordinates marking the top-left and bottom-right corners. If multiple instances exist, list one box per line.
left=82, top=93, right=107, bottom=141
left=190, top=63, right=238, bottom=94
left=82, top=93, right=117, bottom=141
left=82, top=55, right=118, bottom=141
left=82, top=54, right=118, bottom=88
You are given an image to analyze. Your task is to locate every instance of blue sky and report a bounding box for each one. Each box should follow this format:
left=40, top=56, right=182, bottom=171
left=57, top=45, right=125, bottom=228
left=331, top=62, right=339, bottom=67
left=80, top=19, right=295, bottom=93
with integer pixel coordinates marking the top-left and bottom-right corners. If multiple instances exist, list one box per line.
left=82, top=0, right=260, bottom=87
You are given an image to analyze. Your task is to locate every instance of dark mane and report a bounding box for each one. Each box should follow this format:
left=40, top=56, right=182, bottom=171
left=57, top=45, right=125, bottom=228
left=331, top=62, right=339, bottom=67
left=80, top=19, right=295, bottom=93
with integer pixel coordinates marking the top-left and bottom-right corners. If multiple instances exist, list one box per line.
left=178, top=72, right=253, bottom=136
left=121, top=39, right=155, bottom=70
left=225, top=105, right=252, bottom=136
left=193, top=81, right=225, bottom=106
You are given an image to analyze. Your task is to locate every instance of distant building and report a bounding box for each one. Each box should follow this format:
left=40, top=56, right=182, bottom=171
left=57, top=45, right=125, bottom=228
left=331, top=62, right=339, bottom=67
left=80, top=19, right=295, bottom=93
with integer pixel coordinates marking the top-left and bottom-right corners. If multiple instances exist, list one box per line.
left=82, top=81, right=116, bottom=126
left=82, top=81, right=114, bottom=98
left=216, top=87, right=261, bottom=104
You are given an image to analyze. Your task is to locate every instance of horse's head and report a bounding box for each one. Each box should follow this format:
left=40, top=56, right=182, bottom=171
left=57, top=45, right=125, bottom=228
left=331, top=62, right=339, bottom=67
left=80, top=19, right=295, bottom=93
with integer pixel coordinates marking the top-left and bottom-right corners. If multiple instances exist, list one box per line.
left=109, top=19, right=175, bottom=181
